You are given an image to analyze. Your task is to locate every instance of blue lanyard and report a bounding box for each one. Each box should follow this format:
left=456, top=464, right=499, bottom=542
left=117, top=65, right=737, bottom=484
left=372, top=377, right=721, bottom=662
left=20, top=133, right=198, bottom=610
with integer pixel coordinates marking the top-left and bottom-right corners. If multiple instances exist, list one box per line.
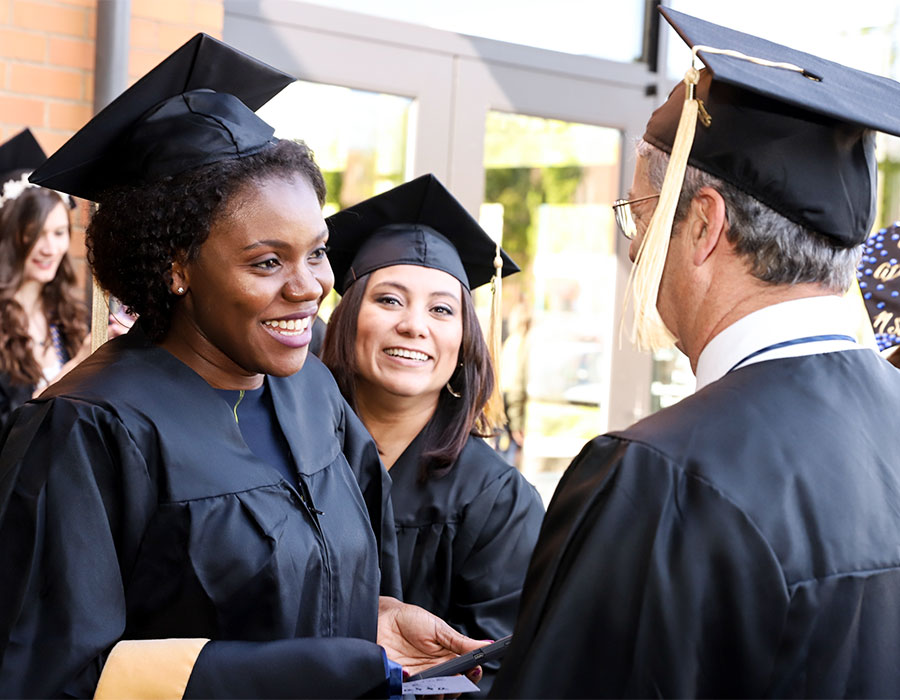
left=727, top=334, right=856, bottom=374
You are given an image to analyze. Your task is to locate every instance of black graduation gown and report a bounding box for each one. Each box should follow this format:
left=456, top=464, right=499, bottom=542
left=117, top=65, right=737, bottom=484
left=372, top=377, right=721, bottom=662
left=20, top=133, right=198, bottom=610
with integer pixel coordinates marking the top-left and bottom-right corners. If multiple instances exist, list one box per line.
left=0, top=373, right=32, bottom=432
left=391, top=432, right=544, bottom=695
left=0, top=327, right=397, bottom=699
left=0, top=326, right=74, bottom=432
left=491, top=350, right=900, bottom=698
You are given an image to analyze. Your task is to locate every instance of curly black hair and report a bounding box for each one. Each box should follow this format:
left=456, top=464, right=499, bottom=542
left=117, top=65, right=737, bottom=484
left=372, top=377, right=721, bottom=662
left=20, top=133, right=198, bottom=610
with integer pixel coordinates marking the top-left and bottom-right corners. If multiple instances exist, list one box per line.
left=87, top=139, right=326, bottom=340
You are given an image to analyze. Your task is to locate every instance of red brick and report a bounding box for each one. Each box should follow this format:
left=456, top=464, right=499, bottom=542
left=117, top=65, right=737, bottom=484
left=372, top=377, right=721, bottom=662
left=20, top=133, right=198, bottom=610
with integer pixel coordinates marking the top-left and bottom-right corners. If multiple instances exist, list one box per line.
left=72, top=255, right=87, bottom=290
left=130, top=17, right=158, bottom=49
left=128, top=49, right=166, bottom=81
left=0, top=28, right=46, bottom=61
left=192, top=0, right=223, bottom=34
left=13, top=0, right=89, bottom=37
left=10, top=64, right=83, bottom=99
left=83, top=70, right=93, bottom=101
left=132, top=0, right=190, bottom=24
left=68, top=224, right=86, bottom=259
left=30, top=127, right=68, bottom=154
left=49, top=36, right=94, bottom=70
left=48, top=100, right=91, bottom=130
left=157, top=24, right=201, bottom=53
left=0, top=94, right=45, bottom=124
left=86, top=6, right=95, bottom=40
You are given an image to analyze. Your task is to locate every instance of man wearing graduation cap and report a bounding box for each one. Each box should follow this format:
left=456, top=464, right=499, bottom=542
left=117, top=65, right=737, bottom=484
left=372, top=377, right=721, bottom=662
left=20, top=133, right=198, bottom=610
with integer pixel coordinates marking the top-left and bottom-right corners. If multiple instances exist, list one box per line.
left=491, top=9, right=900, bottom=698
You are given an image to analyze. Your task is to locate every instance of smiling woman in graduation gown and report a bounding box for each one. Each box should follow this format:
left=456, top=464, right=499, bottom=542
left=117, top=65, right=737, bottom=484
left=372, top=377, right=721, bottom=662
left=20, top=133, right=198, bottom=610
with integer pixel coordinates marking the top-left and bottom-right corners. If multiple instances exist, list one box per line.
left=0, top=328, right=388, bottom=698
left=322, top=176, right=546, bottom=695
left=0, top=34, right=479, bottom=699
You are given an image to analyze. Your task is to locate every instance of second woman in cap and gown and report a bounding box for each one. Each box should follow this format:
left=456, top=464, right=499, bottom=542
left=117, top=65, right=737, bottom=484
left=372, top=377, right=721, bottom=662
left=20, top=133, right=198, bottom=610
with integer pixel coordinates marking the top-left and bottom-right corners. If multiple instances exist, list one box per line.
left=322, top=175, right=546, bottom=695
left=0, top=35, right=481, bottom=699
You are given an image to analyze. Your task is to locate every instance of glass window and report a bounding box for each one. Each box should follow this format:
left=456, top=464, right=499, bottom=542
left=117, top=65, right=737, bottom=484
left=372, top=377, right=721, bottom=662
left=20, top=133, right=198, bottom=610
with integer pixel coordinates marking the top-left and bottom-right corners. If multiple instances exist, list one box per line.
left=302, top=0, right=646, bottom=63
left=257, top=80, right=413, bottom=213
left=481, top=110, right=621, bottom=504
left=651, top=348, right=695, bottom=412
left=257, top=80, right=414, bottom=317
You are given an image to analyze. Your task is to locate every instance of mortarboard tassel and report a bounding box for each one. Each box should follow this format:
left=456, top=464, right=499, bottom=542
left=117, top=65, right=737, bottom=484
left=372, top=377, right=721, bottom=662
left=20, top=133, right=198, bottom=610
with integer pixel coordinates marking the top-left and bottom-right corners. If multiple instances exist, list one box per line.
left=91, top=277, right=108, bottom=352
left=625, top=63, right=705, bottom=351
left=625, top=45, right=812, bottom=352
left=482, top=242, right=507, bottom=433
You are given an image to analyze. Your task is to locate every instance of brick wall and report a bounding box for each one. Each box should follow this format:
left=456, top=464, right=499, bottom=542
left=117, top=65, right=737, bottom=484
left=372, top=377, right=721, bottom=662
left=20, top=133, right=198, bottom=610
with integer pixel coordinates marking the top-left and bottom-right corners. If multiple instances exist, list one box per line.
left=0, top=0, right=224, bottom=288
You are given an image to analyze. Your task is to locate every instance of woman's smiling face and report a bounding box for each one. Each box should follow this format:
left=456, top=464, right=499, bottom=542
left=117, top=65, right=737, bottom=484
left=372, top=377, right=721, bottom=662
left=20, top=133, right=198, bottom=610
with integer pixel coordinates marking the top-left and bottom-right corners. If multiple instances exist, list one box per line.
left=168, top=173, right=333, bottom=386
left=354, top=264, right=464, bottom=406
left=22, top=200, right=70, bottom=286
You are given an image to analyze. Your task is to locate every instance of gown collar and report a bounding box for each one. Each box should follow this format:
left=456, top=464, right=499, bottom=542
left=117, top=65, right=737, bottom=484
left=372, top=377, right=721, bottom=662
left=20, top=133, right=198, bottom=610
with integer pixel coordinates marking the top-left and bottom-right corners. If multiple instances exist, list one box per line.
left=694, top=295, right=864, bottom=392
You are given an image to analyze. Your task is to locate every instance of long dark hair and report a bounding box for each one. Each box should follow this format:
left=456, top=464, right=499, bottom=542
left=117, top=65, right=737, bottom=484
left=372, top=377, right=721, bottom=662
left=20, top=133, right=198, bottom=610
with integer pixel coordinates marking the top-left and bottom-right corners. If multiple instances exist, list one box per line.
left=321, top=271, right=495, bottom=481
left=0, top=179, right=88, bottom=386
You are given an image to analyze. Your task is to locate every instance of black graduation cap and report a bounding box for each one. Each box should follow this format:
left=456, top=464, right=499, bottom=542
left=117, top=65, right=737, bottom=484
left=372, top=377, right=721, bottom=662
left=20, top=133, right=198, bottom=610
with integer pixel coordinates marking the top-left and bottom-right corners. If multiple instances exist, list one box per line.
left=29, top=33, right=294, bottom=202
left=644, top=7, right=900, bottom=248
left=857, top=223, right=900, bottom=351
left=0, top=129, right=46, bottom=183
left=326, top=174, right=519, bottom=294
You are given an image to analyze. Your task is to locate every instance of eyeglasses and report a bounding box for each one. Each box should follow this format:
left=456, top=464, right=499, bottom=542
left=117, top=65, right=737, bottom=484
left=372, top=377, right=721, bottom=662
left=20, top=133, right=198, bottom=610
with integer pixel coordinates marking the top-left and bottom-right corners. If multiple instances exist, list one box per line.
left=612, top=193, right=660, bottom=240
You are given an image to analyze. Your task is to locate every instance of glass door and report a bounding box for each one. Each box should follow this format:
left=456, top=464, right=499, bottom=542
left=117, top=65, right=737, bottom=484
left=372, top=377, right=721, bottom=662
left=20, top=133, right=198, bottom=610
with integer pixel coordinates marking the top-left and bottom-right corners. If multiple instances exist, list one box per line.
left=225, top=0, right=660, bottom=503
left=478, top=111, right=622, bottom=502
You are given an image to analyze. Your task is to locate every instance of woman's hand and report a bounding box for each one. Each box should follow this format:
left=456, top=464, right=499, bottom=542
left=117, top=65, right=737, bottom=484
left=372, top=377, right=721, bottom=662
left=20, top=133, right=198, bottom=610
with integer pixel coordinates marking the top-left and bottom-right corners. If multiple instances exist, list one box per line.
left=376, top=596, right=484, bottom=676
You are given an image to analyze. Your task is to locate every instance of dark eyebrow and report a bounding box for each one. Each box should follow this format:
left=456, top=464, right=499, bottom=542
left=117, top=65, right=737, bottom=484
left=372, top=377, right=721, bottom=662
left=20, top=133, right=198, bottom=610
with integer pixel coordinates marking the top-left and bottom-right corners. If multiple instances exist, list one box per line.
left=242, top=228, right=328, bottom=252
left=371, top=279, right=462, bottom=302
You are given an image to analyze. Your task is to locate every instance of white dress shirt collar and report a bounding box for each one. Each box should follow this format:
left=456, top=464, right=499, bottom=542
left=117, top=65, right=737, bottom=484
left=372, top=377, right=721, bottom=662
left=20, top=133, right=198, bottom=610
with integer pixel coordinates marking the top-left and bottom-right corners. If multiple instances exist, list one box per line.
left=694, top=296, right=863, bottom=391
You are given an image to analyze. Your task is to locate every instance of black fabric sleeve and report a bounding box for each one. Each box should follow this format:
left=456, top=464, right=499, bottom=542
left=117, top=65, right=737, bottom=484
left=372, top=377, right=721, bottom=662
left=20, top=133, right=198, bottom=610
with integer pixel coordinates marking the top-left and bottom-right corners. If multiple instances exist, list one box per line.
left=0, top=399, right=156, bottom=699
left=451, top=469, right=544, bottom=695
left=183, top=637, right=390, bottom=699
left=0, top=375, right=32, bottom=435
left=491, top=436, right=790, bottom=698
left=340, top=398, right=403, bottom=598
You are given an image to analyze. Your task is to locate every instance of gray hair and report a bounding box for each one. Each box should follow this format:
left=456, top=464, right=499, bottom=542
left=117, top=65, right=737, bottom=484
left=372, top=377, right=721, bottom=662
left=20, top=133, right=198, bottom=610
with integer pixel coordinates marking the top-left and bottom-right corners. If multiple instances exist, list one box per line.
left=636, top=140, right=861, bottom=292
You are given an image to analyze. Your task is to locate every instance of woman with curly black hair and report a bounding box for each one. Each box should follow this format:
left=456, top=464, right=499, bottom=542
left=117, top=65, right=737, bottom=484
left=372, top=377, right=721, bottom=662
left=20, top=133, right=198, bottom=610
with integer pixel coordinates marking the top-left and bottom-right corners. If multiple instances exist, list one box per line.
left=0, top=36, right=481, bottom=700
left=0, top=131, right=89, bottom=428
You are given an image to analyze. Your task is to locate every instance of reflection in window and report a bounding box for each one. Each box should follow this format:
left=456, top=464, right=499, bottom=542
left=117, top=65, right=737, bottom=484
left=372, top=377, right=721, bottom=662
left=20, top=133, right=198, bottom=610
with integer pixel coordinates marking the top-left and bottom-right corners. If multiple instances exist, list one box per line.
left=257, top=80, right=413, bottom=213
left=482, top=110, right=620, bottom=504
left=257, top=80, right=413, bottom=318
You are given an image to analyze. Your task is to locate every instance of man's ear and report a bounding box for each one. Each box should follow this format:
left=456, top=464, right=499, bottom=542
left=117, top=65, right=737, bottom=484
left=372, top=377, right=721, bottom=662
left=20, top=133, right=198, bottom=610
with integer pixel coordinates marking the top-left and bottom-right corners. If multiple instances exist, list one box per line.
left=689, top=186, right=728, bottom=266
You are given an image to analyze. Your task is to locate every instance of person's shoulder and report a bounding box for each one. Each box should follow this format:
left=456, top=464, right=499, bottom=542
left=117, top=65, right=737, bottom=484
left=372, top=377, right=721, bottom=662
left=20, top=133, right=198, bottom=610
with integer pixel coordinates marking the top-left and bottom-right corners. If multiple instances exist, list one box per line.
left=276, top=351, right=339, bottom=392
left=41, top=331, right=184, bottom=405
left=453, top=435, right=544, bottom=502
left=457, top=434, right=521, bottom=479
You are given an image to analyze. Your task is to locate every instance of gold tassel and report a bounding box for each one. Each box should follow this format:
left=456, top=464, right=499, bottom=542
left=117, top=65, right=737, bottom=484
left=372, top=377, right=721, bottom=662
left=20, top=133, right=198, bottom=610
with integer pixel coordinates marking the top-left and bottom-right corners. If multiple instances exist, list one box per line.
left=482, top=243, right=506, bottom=432
left=623, top=45, right=811, bottom=352
left=91, top=276, right=108, bottom=353
left=624, top=65, right=704, bottom=352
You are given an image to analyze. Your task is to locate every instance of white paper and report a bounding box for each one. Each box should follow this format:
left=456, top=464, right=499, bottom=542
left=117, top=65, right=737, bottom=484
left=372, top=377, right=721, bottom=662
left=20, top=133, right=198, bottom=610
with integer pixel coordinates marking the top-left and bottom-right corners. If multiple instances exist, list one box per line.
left=402, top=675, right=480, bottom=695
